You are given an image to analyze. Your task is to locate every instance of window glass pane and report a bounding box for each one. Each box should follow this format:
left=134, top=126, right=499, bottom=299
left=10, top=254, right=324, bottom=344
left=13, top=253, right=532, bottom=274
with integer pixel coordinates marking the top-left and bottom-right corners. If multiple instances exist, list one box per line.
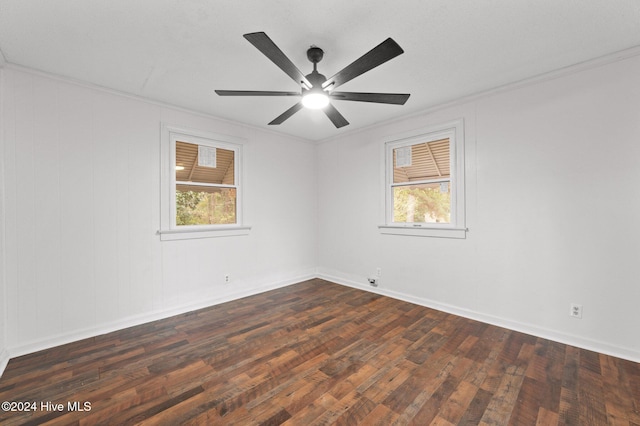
left=175, top=141, right=235, bottom=185
left=393, top=138, right=450, bottom=184
left=393, top=182, right=451, bottom=224
left=176, top=185, right=236, bottom=225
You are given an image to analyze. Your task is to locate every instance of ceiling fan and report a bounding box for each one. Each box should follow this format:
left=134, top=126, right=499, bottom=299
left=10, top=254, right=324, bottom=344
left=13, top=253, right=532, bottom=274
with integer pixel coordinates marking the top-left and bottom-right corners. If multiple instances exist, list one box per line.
left=215, top=32, right=410, bottom=129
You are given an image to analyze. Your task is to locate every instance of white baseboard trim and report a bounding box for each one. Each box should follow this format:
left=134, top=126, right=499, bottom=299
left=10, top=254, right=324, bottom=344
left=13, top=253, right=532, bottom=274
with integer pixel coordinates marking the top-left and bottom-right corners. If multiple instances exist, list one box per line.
left=0, top=348, right=9, bottom=378
left=4, top=270, right=638, bottom=379
left=317, top=272, right=640, bottom=364
left=7, top=272, right=316, bottom=362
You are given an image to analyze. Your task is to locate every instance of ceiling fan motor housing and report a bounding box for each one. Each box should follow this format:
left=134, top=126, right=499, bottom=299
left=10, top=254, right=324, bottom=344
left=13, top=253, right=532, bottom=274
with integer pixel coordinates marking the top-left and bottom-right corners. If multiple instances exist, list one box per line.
left=304, top=70, right=327, bottom=91
left=301, top=69, right=329, bottom=109
left=305, top=46, right=328, bottom=92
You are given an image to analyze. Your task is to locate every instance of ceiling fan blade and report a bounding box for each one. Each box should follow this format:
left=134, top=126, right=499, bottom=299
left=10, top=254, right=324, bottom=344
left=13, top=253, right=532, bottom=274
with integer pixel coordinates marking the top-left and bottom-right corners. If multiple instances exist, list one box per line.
left=324, top=104, right=349, bottom=128
left=244, top=32, right=312, bottom=89
left=215, top=90, right=300, bottom=96
left=330, top=92, right=410, bottom=105
left=269, top=102, right=304, bottom=125
left=322, top=38, right=404, bottom=91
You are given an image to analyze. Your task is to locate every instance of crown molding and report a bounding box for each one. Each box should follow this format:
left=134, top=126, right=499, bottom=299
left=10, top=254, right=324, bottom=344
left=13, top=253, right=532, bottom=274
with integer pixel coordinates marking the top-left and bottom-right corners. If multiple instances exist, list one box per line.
left=1, top=62, right=316, bottom=145
left=317, top=44, right=640, bottom=145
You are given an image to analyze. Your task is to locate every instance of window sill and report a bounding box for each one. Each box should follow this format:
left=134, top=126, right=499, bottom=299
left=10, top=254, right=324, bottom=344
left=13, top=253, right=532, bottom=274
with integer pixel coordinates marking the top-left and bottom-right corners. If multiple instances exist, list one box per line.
left=158, top=226, right=252, bottom=241
left=378, top=225, right=467, bottom=239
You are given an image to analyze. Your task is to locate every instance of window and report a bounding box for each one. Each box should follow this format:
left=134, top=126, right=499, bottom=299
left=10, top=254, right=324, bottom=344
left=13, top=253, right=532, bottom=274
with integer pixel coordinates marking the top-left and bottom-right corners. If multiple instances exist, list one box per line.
left=380, top=119, right=466, bottom=238
left=175, top=141, right=237, bottom=226
left=160, top=125, right=250, bottom=240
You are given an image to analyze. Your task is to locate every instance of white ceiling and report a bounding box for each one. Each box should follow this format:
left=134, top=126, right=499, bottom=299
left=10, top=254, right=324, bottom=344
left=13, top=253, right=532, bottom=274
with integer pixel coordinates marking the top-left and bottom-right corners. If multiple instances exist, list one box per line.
left=1, top=1, right=639, bottom=142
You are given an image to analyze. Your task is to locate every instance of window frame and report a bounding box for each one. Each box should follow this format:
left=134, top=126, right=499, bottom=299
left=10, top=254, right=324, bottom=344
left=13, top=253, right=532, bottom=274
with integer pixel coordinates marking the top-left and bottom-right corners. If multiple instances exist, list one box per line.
left=379, top=119, right=466, bottom=239
left=159, top=124, right=250, bottom=241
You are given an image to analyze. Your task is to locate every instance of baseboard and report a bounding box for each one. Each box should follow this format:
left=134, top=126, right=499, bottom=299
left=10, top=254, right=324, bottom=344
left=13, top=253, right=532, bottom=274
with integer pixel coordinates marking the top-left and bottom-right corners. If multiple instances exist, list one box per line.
left=317, top=271, right=640, bottom=364
left=7, top=272, right=316, bottom=361
left=5, top=269, right=638, bottom=375
left=0, top=348, right=9, bottom=378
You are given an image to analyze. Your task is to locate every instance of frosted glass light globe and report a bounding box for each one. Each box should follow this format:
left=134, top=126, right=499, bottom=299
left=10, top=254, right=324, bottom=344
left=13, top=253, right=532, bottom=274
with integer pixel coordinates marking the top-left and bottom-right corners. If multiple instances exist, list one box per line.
left=302, top=92, right=329, bottom=109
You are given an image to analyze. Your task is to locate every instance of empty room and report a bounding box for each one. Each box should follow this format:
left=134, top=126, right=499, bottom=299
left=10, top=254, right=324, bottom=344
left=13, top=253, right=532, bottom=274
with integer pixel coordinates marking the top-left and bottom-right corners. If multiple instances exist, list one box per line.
left=1, top=1, right=639, bottom=425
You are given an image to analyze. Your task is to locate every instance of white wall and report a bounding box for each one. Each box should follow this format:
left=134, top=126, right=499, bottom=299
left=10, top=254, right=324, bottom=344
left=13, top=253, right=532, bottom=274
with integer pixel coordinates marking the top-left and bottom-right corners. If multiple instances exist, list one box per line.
left=0, top=67, right=8, bottom=373
left=1, top=51, right=639, bottom=376
left=317, top=54, right=640, bottom=362
left=0, top=67, right=317, bottom=358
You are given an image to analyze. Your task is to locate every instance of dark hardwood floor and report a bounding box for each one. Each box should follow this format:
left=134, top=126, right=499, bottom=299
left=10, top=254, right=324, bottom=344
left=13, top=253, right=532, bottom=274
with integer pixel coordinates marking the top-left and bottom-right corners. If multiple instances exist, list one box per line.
left=1, top=279, right=639, bottom=425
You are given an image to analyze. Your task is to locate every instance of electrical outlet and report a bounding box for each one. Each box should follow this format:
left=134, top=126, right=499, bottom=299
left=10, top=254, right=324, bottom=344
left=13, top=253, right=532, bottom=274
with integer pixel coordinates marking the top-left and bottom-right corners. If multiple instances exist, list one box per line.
left=376, top=268, right=382, bottom=278
left=225, top=274, right=230, bottom=283
left=368, top=278, right=378, bottom=287
left=570, top=303, right=583, bottom=319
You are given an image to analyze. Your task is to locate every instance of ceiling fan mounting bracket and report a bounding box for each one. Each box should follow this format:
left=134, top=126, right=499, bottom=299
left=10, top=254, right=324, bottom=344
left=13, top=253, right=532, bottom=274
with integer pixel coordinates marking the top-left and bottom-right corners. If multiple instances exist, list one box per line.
left=306, top=46, right=324, bottom=64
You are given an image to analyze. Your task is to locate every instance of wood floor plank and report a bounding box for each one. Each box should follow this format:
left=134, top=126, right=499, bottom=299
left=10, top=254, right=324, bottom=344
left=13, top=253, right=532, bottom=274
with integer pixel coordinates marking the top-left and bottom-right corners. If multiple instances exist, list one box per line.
left=409, top=357, right=468, bottom=425
left=536, top=406, right=560, bottom=425
left=436, top=378, right=479, bottom=424
left=0, top=278, right=638, bottom=425
left=479, top=364, right=526, bottom=425
left=558, top=345, right=581, bottom=425
left=457, top=387, right=494, bottom=425
left=359, top=404, right=399, bottom=426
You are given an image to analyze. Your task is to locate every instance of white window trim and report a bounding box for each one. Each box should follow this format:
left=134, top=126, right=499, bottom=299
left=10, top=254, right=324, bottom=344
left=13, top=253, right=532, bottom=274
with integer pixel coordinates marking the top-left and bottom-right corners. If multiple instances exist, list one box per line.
left=379, top=119, right=466, bottom=239
left=159, top=123, right=251, bottom=241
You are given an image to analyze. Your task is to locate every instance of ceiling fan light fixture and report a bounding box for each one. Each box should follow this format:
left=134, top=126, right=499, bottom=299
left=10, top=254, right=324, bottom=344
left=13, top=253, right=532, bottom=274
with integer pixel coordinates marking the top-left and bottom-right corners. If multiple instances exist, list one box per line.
left=301, top=91, right=330, bottom=109
left=216, top=32, right=409, bottom=127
